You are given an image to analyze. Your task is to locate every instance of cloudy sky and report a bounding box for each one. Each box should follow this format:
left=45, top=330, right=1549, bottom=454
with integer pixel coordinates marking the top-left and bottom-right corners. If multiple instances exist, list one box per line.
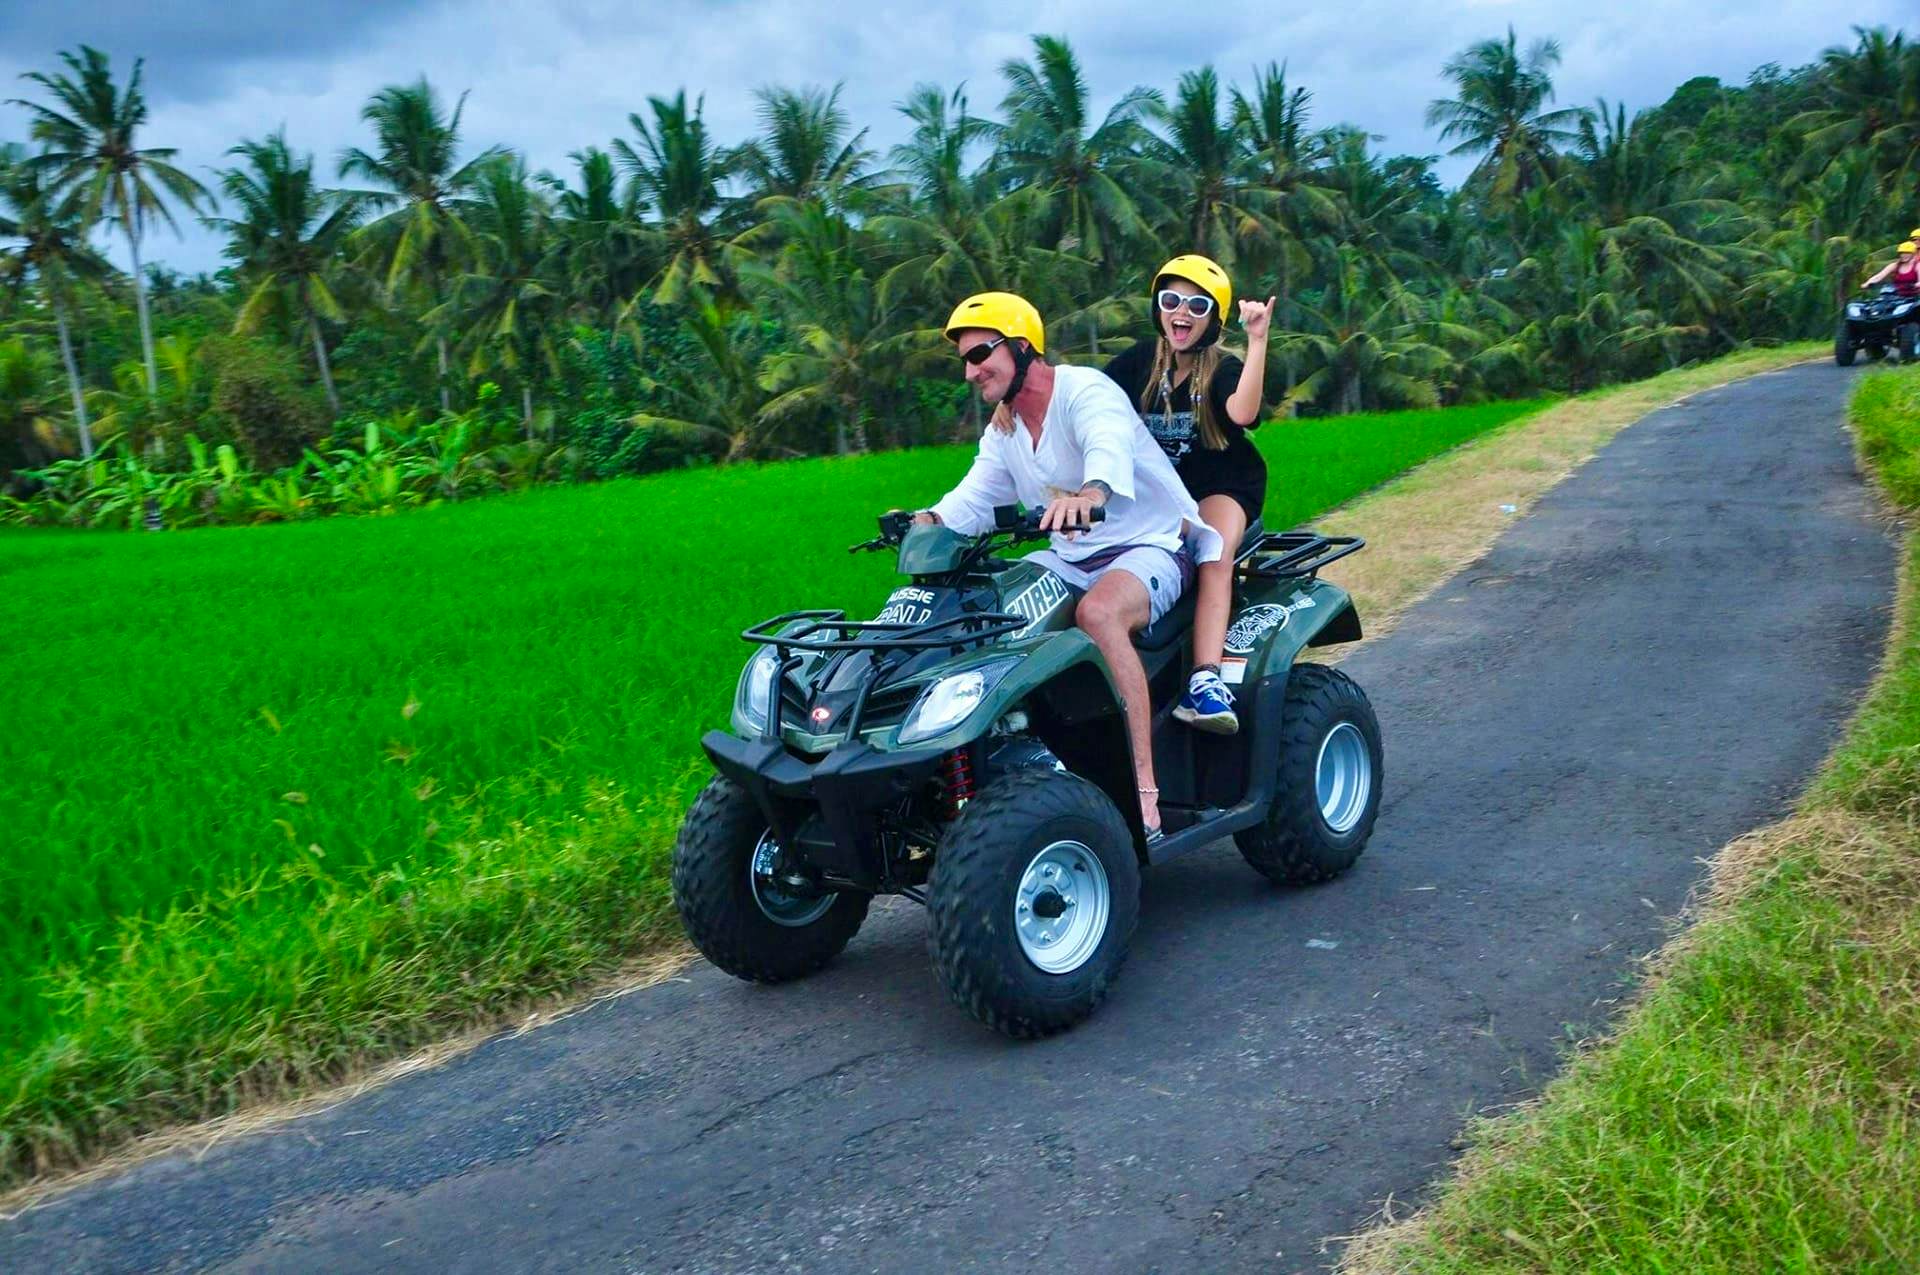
left=0, top=0, right=1908, bottom=276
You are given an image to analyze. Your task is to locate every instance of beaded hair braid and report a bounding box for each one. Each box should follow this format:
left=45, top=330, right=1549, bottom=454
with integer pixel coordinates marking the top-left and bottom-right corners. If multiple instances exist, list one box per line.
left=1138, top=338, right=1231, bottom=450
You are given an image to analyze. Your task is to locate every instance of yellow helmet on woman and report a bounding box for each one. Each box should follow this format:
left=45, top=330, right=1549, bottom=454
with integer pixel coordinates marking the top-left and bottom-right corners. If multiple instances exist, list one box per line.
left=1152, top=254, right=1232, bottom=349
left=1153, top=254, right=1232, bottom=316
left=1902, top=241, right=1919, bottom=255
left=943, top=292, right=1046, bottom=354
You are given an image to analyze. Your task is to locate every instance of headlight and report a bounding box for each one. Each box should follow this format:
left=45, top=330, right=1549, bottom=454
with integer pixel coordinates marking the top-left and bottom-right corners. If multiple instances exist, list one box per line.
left=1847, top=303, right=1864, bottom=318
left=738, top=646, right=781, bottom=733
left=897, top=660, right=1017, bottom=744
left=1897, top=303, right=1915, bottom=317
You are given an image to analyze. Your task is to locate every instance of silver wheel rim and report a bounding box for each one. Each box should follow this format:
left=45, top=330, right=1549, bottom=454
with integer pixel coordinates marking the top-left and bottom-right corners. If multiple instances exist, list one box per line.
left=748, top=831, right=835, bottom=927
left=1316, top=721, right=1372, bottom=834
left=1014, top=840, right=1110, bottom=974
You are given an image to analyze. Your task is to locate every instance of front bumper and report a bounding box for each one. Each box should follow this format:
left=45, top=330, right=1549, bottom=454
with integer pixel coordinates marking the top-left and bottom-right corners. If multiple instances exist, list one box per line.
left=702, top=730, right=947, bottom=891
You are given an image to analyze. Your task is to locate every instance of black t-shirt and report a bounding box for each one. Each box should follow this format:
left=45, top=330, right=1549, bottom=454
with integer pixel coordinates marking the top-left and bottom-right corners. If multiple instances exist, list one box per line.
left=1102, top=339, right=1267, bottom=520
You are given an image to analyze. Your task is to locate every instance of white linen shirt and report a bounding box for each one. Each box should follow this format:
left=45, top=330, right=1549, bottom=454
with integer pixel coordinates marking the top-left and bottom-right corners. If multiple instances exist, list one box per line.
left=930, top=364, right=1224, bottom=565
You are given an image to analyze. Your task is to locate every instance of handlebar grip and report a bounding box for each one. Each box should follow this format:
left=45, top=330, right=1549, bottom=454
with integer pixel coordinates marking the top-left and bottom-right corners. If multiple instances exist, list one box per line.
left=1016, top=504, right=1107, bottom=534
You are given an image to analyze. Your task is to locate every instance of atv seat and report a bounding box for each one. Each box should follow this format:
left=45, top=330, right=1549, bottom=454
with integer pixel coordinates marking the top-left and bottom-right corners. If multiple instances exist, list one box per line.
left=1131, top=518, right=1264, bottom=651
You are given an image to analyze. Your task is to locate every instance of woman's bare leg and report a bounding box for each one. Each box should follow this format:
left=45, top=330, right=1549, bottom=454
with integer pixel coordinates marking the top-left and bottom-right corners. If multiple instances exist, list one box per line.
left=1191, top=494, right=1249, bottom=668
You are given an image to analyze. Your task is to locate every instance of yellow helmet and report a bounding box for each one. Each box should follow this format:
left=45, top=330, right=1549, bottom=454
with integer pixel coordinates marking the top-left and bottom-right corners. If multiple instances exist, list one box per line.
left=1902, top=241, right=1918, bottom=254
left=1153, top=254, right=1232, bottom=317
left=1909, top=227, right=1920, bottom=240
left=943, top=292, right=1045, bottom=355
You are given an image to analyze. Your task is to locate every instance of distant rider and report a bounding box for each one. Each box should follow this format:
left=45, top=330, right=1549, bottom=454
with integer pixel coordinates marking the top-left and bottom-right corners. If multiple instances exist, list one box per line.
left=1863, top=240, right=1920, bottom=296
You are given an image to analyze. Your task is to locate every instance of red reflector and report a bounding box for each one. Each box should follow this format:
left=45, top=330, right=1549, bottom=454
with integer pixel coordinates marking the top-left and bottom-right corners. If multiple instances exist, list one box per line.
left=810, top=707, right=832, bottom=725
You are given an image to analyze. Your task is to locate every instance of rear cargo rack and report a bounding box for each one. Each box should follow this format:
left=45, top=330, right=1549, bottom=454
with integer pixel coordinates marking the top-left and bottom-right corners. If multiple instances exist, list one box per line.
left=1237, top=531, right=1365, bottom=580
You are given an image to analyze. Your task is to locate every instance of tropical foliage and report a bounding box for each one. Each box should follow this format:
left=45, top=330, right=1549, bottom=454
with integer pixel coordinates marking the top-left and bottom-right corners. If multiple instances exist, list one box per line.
left=2, top=26, right=1917, bottom=518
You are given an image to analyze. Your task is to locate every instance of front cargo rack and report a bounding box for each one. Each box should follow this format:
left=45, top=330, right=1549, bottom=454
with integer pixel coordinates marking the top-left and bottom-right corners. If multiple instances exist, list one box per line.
left=742, top=608, right=1025, bottom=655
left=741, top=609, right=1026, bottom=740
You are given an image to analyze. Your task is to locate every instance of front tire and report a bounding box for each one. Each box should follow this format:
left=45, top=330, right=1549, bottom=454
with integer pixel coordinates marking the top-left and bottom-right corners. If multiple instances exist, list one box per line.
left=1900, top=325, right=1919, bottom=362
left=672, top=775, right=869, bottom=983
left=927, top=769, right=1140, bottom=1038
left=1235, top=663, right=1384, bottom=885
left=1835, top=322, right=1856, bottom=367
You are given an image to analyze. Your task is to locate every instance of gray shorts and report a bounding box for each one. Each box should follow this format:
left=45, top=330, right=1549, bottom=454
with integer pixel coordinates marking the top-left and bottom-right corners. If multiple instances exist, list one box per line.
left=1027, top=544, right=1191, bottom=626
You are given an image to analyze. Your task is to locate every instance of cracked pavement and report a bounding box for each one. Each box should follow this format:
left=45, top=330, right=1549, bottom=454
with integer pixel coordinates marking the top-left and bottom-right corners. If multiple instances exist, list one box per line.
left=0, top=362, right=1895, bottom=1273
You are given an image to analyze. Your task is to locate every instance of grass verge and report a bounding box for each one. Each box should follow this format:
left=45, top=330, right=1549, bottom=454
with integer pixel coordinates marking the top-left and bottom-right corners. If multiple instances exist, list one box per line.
left=1340, top=357, right=1920, bottom=1273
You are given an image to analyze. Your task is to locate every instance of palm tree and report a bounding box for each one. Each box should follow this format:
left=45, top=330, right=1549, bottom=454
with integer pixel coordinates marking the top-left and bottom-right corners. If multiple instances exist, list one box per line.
left=991, top=35, right=1164, bottom=283
left=630, top=298, right=771, bottom=462
left=0, top=336, right=64, bottom=481
left=614, top=91, right=734, bottom=303
left=10, top=45, right=209, bottom=397
left=1425, top=27, right=1586, bottom=203
left=1277, top=249, right=1458, bottom=414
left=1790, top=27, right=1920, bottom=186
left=340, top=78, right=503, bottom=412
left=1232, top=63, right=1342, bottom=326
left=747, top=200, right=920, bottom=454
left=0, top=143, right=114, bottom=457
left=546, top=146, right=651, bottom=335
left=731, top=84, right=877, bottom=211
left=445, top=158, right=560, bottom=434
left=886, top=83, right=994, bottom=223
left=210, top=130, right=363, bottom=416
left=1147, top=67, right=1270, bottom=267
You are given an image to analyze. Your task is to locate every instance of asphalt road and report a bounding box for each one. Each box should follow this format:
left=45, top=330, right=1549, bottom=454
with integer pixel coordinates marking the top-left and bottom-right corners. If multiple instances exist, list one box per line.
left=1, top=361, right=1895, bottom=1274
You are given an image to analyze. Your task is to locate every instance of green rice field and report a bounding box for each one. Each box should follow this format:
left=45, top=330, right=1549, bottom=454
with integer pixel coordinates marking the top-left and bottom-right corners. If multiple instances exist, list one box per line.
left=0, top=396, right=1542, bottom=1181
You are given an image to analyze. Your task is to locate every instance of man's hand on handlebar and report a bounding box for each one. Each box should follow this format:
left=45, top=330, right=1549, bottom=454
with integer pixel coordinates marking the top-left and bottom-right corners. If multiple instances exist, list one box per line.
left=1038, top=483, right=1109, bottom=536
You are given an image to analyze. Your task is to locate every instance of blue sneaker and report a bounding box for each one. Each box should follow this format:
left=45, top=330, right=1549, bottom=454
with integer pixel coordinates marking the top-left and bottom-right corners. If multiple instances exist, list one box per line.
left=1173, top=670, right=1239, bottom=734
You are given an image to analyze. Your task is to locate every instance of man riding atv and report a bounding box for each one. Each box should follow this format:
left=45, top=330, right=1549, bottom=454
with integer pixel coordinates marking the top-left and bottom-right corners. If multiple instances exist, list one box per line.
left=671, top=290, right=1383, bottom=1038
left=920, top=291, right=1222, bottom=839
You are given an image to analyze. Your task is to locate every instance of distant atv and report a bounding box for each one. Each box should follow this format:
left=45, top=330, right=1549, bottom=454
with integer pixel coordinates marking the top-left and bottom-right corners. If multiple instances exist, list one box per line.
left=1836, top=283, right=1920, bottom=365
left=672, top=506, right=1384, bottom=1037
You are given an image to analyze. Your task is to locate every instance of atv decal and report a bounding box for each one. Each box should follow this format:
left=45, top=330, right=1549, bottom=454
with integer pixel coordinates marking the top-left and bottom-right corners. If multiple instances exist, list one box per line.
left=1006, top=573, right=1073, bottom=637
left=874, top=585, right=938, bottom=627
left=1223, top=593, right=1317, bottom=654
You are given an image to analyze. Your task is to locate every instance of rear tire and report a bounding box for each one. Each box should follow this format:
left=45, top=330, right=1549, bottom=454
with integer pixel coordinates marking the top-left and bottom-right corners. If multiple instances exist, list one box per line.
left=1235, top=663, right=1384, bottom=885
left=672, top=776, right=869, bottom=983
left=1834, top=322, right=1856, bottom=367
left=928, top=769, right=1139, bottom=1038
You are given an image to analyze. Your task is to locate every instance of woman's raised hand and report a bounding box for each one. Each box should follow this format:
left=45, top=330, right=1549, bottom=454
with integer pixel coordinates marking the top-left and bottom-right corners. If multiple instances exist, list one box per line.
left=1238, top=296, right=1276, bottom=342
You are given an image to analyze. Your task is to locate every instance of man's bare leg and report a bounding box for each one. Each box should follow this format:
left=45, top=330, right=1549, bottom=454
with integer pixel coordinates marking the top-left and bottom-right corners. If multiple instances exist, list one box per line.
left=1075, top=572, right=1160, bottom=831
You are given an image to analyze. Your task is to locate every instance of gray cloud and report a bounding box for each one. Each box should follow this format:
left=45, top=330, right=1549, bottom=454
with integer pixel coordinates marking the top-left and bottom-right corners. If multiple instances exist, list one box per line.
left=0, top=1, right=442, bottom=104
left=0, top=0, right=1907, bottom=276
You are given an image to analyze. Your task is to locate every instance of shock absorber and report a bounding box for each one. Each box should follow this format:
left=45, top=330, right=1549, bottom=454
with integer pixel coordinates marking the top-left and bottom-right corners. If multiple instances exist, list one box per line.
left=941, top=747, right=977, bottom=817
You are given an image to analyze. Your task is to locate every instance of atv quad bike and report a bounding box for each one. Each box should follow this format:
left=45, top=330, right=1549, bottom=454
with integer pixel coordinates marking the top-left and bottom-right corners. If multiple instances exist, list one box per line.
left=1836, top=283, right=1920, bottom=366
left=672, top=506, right=1384, bottom=1037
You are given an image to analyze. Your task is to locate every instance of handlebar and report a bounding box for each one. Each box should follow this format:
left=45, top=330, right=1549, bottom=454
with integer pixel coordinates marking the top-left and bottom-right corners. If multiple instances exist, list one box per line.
left=848, top=503, right=1106, bottom=553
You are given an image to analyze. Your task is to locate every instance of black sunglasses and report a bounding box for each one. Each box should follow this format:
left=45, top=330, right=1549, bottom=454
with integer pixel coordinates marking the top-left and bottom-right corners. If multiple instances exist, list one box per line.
left=1156, top=289, right=1215, bottom=318
left=959, top=335, right=1010, bottom=365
